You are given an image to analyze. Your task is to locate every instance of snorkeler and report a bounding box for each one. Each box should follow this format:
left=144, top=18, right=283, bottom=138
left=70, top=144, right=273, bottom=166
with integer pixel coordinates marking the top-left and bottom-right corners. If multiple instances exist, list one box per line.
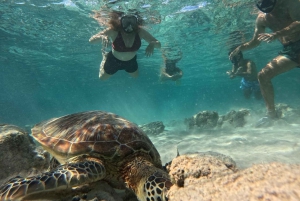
left=160, top=49, right=183, bottom=83
left=229, top=0, right=300, bottom=126
left=89, top=11, right=161, bottom=80
left=227, top=50, right=262, bottom=100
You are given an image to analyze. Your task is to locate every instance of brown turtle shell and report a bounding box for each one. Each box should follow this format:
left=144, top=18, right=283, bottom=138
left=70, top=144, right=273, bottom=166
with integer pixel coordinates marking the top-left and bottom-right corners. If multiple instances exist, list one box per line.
left=31, top=111, right=161, bottom=167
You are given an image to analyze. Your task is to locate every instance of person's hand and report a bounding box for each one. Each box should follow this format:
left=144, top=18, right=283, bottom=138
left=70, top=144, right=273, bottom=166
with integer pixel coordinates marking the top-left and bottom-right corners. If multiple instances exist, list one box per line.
left=89, top=34, right=109, bottom=47
left=236, top=67, right=243, bottom=74
left=101, top=35, right=110, bottom=48
left=226, top=71, right=236, bottom=79
left=258, top=33, right=278, bottom=43
left=171, top=73, right=182, bottom=81
left=229, top=47, right=241, bottom=61
left=145, top=43, right=154, bottom=57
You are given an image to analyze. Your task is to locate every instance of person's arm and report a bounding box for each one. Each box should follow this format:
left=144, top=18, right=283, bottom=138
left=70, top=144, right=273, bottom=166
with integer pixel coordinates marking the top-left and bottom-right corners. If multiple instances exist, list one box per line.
left=275, top=21, right=300, bottom=37
left=89, top=28, right=114, bottom=44
left=229, top=14, right=266, bottom=59
left=160, top=68, right=172, bottom=81
left=139, top=28, right=161, bottom=57
left=235, top=61, right=255, bottom=78
left=258, top=0, right=300, bottom=42
left=257, top=21, right=300, bottom=43
left=226, top=64, right=238, bottom=79
left=171, top=69, right=183, bottom=81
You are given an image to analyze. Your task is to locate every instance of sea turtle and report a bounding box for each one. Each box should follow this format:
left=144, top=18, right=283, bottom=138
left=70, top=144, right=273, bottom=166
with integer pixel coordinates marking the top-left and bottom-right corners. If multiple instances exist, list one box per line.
left=0, top=111, right=172, bottom=201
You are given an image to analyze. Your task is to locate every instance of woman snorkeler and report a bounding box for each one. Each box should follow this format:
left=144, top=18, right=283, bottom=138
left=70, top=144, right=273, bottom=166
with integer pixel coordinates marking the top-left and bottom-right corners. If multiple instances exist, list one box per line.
left=89, top=11, right=161, bottom=80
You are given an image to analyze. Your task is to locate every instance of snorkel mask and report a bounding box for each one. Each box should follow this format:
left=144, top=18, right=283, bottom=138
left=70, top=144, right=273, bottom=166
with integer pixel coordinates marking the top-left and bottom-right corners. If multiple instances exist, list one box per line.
left=120, top=15, right=138, bottom=33
left=256, top=0, right=277, bottom=13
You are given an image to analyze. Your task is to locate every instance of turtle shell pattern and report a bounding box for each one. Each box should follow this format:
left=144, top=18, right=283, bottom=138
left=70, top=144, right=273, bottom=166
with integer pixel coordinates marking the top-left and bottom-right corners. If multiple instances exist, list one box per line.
left=32, top=111, right=162, bottom=168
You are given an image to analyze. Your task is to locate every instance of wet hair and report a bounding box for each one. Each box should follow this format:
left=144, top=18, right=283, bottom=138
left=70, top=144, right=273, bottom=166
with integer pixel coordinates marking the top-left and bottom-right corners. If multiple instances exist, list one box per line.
left=228, top=46, right=243, bottom=59
left=92, top=10, right=144, bottom=32
left=228, top=46, right=243, bottom=66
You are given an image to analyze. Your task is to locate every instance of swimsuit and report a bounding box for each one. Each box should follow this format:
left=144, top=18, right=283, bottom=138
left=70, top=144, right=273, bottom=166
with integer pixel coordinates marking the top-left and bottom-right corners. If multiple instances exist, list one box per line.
left=112, top=32, right=141, bottom=52
left=240, top=78, right=260, bottom=92
left=102, top=32, right=141, bottom=75
left=278, top=40, right=300, bottom=65
left=102, top=51, right=138, bottom=75
left=165, top=66, right=181, bottom=76
left=165, top=60, right=181, bottom=76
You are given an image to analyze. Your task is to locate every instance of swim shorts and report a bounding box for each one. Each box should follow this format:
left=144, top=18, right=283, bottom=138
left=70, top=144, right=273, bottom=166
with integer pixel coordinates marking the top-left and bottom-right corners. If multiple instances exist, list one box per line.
left=102, top=51, right=138, bottom=75
left=278, top=40, right=300, bottom=65
left=240, top=78, right=260, bottom=92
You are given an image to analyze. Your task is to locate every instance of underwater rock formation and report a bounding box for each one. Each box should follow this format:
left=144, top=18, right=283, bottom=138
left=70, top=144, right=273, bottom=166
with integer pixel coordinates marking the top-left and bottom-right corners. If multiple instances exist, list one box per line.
left=139, top=121, right=165, bottom=135
left=185, top=109, right=251, bottom=130
left=218, top=109, right=250, bottom=128
left=185, top=111, right=219, bottom=130
left=0, top=124, right=50, bottom=184
left=167, top=152, right=300, bottom=201
left=166, top=152, right=237, bottom=188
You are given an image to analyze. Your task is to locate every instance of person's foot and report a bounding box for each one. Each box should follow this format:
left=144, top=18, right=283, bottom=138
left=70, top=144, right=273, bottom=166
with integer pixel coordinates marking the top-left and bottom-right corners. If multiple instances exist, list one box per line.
left=255, top=116, right=274, bottom=128
left=255, top=110, right=279, bottom=128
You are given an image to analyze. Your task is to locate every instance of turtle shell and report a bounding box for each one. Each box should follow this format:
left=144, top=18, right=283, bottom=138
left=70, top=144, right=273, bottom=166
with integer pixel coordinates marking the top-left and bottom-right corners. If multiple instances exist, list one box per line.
left=31, top=111, right=161, bottom=166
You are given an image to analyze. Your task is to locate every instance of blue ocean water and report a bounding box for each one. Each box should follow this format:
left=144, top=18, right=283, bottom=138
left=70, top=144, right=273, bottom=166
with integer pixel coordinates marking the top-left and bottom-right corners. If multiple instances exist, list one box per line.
left=1, top=0, right=300, bottom=128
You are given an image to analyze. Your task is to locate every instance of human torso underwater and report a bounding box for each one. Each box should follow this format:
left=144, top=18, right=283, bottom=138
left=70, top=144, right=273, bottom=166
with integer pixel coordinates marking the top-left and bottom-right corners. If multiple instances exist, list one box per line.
left=111, top=30, right=142, bottom=61
left=238, top=60, right=257, bottom=81
left=263, top=2, right=300, bottom=44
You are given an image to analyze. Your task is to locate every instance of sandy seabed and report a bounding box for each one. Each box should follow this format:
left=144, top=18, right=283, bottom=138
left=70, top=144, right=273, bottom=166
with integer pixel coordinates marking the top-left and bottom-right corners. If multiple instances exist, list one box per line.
left=150, top=124, right=300, bottom=169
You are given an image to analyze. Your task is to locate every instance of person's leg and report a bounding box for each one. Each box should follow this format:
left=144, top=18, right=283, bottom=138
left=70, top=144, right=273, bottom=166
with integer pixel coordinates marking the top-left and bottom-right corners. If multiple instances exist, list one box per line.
left=125, top=55, right=139, bottom=78
left=257, top=55, right=298, bottom=118
left=128, top=70, right=139, bottom=78
left=99, top=68, right=112, bottom=80
left=99, top=52, right=117, bottom=81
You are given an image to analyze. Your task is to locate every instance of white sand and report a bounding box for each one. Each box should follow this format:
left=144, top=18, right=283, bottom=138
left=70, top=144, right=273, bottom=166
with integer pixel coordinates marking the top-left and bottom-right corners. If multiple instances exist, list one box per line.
left=149, top=124, right=300, bottom=169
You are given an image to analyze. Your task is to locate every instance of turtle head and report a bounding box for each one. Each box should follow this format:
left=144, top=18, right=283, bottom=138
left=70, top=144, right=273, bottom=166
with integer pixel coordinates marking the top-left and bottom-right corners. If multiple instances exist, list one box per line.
left=122, top=156, right=173, bottom=201
left=138, top=171, right=173, bottom=201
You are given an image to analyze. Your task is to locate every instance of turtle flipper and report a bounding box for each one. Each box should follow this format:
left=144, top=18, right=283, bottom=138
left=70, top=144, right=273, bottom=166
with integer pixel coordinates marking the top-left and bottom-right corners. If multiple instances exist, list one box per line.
left=0, top=160, right=106, bottom=201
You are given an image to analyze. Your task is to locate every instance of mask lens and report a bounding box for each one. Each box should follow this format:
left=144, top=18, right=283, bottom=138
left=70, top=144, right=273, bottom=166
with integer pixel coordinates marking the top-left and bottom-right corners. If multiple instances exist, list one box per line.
left=121, top=16, right=137, bottom=28
left=256, top=0, right=276, bottom=13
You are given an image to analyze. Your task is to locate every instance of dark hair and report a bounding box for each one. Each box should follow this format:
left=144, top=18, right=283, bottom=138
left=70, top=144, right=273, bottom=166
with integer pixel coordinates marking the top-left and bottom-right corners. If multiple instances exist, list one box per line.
left=228, top=46, right=243, bottom=59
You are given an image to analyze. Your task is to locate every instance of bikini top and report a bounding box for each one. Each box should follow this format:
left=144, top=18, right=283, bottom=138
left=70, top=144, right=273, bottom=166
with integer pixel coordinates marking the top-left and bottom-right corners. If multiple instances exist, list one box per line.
left=112, top=32, right=141, bottom=52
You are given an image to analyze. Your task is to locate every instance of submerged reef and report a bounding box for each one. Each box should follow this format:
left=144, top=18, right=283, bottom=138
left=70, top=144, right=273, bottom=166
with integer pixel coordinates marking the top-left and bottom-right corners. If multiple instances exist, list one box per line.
left=184, top=103, right=300, bottom=130
left=184, top=109, right=249, bottom=130
left=167, top=152, right=300, bottom=201
left=139, top=121, right=165, bottom=135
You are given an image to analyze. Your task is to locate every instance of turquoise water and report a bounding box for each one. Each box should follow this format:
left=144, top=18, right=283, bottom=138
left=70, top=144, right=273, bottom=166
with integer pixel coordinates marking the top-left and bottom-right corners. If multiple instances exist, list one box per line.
left=1, top=0, right=300, bottom=128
